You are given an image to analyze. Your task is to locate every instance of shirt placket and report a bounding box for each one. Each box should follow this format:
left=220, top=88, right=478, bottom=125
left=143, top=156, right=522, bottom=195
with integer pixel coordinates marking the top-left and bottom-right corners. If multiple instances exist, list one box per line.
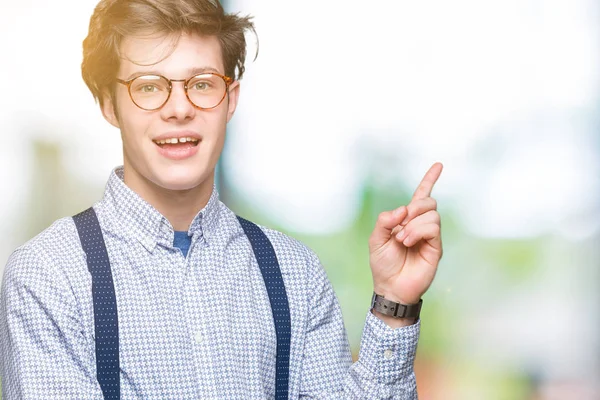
left=182, top=233, right=219, bottom=395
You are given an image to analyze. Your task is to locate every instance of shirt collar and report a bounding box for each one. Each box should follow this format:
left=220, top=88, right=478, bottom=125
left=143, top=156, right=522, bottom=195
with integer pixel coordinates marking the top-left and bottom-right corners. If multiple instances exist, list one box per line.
left=101, top=166, right=221, bottom=251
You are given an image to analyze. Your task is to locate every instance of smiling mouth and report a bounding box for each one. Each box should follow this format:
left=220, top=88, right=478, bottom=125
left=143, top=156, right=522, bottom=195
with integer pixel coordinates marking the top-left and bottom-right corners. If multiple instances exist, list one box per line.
left=153, top=137, right=200, bottom=148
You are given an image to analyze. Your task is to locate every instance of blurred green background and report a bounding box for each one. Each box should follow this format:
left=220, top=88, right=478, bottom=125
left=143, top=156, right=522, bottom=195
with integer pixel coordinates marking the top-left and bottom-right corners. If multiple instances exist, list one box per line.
left=1, top=0, right=599, bottom=399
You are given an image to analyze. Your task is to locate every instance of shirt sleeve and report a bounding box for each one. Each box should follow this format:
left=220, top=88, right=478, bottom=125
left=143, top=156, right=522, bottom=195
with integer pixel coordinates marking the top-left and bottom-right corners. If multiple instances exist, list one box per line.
left=0, top=247, right=103, bottom=400
left=298, top=251, right=419, bottom=399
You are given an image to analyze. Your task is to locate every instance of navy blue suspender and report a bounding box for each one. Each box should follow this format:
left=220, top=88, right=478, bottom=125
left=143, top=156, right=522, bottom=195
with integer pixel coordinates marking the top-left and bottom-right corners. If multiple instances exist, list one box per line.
left=73, top=209, right=291, bottom=399
left=73, top=208, right=120, bottom=399
left=236, top=216, right=291, bottom=400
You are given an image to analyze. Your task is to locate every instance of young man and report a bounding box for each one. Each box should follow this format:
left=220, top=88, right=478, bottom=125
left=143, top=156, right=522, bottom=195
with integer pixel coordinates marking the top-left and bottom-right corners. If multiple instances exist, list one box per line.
left=0, top=0, right=443, bottom=399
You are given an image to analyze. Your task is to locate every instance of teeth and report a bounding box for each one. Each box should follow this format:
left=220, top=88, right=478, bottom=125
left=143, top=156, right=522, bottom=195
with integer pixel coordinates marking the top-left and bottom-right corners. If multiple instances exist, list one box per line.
left=154, top=137, right=199, bottom=144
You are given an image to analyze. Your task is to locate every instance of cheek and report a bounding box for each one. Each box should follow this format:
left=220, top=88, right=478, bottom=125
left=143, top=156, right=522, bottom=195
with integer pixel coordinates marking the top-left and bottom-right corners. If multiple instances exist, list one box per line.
left=119, top=108, right=154, bottom=144
left=199, top=109, right=228, bottom=137
left=207, top=115, right=228, bottom=148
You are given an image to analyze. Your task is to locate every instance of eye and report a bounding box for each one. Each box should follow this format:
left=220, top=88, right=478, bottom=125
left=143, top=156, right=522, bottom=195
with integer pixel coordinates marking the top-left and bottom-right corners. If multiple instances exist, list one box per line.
left=140, top=85, right=158, bottom=93
left=192, top=81, right=211, bottom=91
left=130, top=76, right=168, bottom=94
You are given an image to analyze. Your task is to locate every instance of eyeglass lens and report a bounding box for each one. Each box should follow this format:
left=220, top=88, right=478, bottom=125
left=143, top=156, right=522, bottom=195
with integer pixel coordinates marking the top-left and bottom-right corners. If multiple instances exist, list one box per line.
left=128, top=73, right=227, bottom=110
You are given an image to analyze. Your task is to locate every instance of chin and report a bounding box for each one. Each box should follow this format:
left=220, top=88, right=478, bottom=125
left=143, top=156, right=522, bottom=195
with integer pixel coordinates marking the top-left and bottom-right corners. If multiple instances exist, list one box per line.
left=152, top=166, right=210, bottom=192
left=158, top=180, right=202, bottom=192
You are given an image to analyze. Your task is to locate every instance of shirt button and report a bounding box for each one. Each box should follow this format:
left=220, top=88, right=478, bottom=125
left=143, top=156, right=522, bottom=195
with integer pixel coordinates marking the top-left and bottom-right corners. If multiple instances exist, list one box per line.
left=143, top=236, right=154, bottom=249
left=383, top=349, right=394, bottom=359
left=194, top=332, right=204, bottom=344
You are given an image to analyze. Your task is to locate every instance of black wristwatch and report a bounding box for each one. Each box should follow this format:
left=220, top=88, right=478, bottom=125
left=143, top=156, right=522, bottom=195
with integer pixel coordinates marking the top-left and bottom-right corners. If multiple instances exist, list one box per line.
left=370, top=292, right=423, bottom=319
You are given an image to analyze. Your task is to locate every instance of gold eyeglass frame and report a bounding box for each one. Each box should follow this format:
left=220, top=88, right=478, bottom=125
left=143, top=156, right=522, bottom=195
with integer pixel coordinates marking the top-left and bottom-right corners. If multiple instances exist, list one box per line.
left=116, top=72, right=234, bottom=111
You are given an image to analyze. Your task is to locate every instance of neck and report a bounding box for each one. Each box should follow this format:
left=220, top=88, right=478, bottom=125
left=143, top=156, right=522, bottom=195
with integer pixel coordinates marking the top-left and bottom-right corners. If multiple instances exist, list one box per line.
left=123, top=166, right=215, bottom=232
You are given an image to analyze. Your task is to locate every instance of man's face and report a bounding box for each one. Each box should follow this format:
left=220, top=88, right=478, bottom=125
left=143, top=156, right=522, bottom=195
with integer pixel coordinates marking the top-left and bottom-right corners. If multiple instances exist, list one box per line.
left=102, top=33, right=239, bottom=192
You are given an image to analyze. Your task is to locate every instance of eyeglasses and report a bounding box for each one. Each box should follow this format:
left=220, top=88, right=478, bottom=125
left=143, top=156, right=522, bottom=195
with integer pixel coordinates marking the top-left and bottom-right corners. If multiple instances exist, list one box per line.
left=116, top=72, right=233, bottom=111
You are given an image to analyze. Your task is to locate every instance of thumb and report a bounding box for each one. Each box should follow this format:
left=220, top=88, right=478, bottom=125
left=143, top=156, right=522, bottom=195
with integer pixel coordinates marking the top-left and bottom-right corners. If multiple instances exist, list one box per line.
left=368, top=206, right=407, bottom=250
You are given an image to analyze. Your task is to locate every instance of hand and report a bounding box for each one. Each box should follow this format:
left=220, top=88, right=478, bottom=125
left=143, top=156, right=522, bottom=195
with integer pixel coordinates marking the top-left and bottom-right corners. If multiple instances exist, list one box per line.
left=368, top=163, right=443, bottom=311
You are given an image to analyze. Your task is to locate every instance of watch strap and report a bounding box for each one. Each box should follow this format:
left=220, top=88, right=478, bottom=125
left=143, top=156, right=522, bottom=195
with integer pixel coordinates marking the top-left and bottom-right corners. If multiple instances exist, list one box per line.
left=371, top=292, right=422, bottom=319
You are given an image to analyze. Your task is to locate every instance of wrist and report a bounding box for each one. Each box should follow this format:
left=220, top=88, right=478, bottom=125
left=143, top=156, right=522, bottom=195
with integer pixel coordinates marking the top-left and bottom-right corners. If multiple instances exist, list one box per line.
left=370, top=290, right=422, bottom=328
left=371, top=308, right=417, bottom=328
left=373, top=286, right=419, bottom=305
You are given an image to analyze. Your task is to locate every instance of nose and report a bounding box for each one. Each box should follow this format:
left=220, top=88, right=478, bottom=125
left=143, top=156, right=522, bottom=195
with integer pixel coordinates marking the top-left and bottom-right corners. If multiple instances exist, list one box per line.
left=160, top=81, right=195, bottom=121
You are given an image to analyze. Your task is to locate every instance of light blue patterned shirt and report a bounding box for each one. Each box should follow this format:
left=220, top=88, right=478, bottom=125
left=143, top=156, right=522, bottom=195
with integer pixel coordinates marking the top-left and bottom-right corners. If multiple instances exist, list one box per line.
left=0, top=167, right=420, bottom=399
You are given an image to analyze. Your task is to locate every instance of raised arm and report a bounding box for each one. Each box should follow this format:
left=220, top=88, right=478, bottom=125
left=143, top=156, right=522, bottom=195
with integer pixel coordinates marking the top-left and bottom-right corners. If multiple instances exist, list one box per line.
left=298, top=251, right=419, bottom=399
left=299, top=162, right=444, bottom=399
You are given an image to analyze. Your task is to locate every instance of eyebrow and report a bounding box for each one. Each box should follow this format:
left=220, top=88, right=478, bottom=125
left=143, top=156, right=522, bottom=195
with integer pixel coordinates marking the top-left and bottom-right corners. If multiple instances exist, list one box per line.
left=124, top=66, right=223, bottom=81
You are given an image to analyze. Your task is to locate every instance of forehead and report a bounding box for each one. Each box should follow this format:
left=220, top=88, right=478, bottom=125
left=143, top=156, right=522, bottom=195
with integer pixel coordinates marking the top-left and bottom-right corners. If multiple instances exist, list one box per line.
left=118, top=33, right=225, bottom=79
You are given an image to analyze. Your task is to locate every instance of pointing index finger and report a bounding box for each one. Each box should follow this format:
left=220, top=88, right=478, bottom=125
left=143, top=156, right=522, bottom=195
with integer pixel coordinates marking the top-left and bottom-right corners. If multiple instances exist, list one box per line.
left=412, top=162, right=443, bottom=200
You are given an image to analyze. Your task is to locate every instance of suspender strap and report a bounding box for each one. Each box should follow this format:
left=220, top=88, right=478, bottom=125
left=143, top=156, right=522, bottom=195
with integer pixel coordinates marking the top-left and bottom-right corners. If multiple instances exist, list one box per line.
left=73, top=208, right=289, bottom=400
left=237, top=216, right=291, bottom=400
left=73, top=208, right=120, bottom=400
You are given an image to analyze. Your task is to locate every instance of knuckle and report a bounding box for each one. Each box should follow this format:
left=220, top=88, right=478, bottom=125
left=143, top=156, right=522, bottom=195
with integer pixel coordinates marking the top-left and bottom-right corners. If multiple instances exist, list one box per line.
left=421, top=210, right=434, bottom=222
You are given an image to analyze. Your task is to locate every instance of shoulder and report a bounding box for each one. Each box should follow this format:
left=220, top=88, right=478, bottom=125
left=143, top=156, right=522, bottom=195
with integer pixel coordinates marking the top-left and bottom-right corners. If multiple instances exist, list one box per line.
left=241, top=219, right=325, bottom=279
left=3, top=215, right=84, bottom=290
left=244, top=220, right=318, bottom=264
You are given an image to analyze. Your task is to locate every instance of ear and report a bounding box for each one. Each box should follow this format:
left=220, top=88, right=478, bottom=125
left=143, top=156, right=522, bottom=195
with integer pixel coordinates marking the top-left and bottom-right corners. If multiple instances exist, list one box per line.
left=226, top=80, right=240, bottom=123
left=100, top=92, right=121, bottom=129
